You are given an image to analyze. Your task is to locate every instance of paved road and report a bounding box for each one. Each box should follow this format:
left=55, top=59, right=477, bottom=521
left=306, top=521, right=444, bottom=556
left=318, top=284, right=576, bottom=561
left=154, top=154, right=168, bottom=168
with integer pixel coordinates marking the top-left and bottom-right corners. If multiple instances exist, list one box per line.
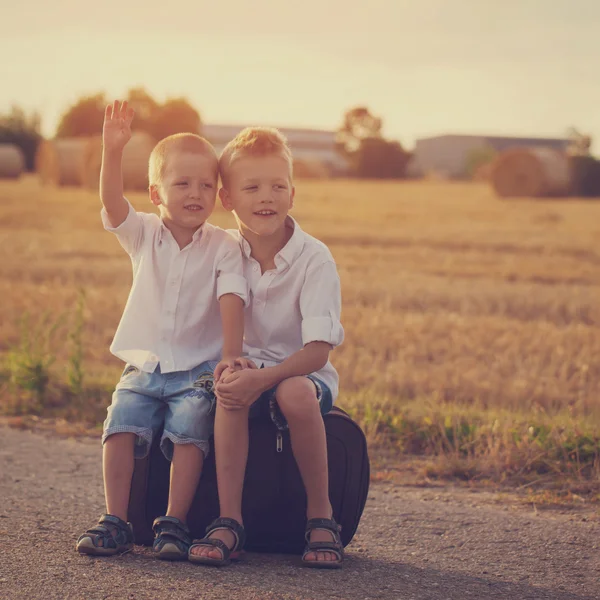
left=1, top=427, right=599, bottom=599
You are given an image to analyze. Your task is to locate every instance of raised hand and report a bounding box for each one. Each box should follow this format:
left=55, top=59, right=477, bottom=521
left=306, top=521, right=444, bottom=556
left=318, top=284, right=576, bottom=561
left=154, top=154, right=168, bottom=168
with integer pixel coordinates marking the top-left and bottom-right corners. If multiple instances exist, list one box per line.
left=102, top=100, right=135, bottom=153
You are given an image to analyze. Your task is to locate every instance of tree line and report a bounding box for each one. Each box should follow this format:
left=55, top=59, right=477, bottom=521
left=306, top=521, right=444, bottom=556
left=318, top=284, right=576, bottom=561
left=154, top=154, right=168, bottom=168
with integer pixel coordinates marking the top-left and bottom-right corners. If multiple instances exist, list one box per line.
left=0, top=90, right=411, bottom=179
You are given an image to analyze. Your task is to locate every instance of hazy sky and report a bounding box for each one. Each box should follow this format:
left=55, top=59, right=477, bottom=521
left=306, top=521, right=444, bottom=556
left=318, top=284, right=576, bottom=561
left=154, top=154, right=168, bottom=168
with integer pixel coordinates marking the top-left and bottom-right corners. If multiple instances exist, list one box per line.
left=2, top=0, right=599, bottom=148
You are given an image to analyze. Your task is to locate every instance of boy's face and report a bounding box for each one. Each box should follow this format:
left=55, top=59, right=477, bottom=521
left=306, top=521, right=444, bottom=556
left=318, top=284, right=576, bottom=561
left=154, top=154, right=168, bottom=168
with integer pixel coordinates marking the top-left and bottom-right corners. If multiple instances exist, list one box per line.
left=150, top=151, right=218, bottom=231
left=220, top=154, right=295, bottom=237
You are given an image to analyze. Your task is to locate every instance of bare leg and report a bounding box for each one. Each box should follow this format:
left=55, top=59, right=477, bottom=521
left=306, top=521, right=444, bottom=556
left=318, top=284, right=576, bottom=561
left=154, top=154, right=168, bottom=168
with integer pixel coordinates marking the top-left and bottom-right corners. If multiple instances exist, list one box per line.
left=103, top=432, right=136, bottom=521
left=166, top=443, right=204, bottom=522
left=189, top=402, right=249, bottom=559
left=277, top=377, right=336, bottom=563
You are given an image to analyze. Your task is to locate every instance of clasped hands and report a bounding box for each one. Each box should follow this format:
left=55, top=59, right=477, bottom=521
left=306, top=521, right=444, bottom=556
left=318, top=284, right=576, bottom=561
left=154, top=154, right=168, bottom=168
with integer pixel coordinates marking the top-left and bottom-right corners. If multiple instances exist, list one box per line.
left=212, top=357, right=266, bottom=411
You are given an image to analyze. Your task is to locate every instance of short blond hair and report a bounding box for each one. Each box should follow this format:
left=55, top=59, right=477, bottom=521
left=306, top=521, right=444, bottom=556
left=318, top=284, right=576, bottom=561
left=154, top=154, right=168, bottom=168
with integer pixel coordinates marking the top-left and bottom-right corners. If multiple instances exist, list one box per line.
left=219, top=127, right=293, bottom=185
left=149, top=133, right=218, bottom=186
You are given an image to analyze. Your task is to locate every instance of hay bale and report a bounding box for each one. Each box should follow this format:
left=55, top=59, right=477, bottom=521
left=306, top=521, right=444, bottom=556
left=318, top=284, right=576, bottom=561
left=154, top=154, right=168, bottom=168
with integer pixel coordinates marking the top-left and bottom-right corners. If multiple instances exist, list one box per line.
left=35, top=138, right=89, bottom=186
left=84, top=131, right=155, bottom=191
left=490, top=147, right=570, bottom=198
left=293, top=158, right=331, bottom=179
left=0, top=144, right=25, bottom=178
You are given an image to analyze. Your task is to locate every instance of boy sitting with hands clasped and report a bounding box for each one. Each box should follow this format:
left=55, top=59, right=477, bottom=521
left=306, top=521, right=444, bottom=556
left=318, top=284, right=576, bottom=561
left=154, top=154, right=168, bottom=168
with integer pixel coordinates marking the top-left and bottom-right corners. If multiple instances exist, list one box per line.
left=189, top=127, right=345, bottom=569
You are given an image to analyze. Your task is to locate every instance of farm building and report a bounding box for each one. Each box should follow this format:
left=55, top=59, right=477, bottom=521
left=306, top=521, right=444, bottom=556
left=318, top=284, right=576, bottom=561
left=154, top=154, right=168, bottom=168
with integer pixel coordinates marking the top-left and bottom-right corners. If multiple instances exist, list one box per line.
left=412, top=134, right=570, bottom=178
left=202, top=124, right=349, bottom=176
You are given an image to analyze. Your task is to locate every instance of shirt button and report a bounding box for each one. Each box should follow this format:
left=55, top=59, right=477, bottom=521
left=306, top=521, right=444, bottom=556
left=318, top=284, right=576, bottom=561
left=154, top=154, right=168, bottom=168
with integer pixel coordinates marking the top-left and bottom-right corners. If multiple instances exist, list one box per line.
left=255, top=300, right=262, bottom=305
left=253, top=266, right=258, bottom=272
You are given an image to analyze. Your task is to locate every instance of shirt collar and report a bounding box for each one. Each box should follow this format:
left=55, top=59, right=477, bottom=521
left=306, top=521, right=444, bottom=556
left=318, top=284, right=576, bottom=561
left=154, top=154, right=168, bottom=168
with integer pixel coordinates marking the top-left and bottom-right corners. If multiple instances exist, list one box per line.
left=158, top=221, right=205, bottom=245
left=239, top=216, right=305, bottom=269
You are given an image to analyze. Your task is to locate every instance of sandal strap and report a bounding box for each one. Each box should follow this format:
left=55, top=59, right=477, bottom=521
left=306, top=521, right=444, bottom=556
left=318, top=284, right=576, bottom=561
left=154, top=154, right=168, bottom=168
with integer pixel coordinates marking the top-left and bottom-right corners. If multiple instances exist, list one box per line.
left=304, top=541, right=343, bottom=553
left=204, top=517, right=246, bottom=552
left=152, top=516, right=191, bottom=544
left=189, top=537, right=232, bottom=561
left=304, top=518, right=342, bottom=543
left=99, top=514, right=132, bottom=536
left=78, top=514, right=133, bottom=549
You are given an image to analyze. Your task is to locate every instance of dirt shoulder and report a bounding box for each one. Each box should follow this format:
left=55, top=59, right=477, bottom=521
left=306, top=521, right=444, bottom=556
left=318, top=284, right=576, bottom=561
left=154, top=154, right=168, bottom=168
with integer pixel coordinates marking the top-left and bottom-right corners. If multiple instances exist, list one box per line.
left=1, top=426, right=599, bottom=600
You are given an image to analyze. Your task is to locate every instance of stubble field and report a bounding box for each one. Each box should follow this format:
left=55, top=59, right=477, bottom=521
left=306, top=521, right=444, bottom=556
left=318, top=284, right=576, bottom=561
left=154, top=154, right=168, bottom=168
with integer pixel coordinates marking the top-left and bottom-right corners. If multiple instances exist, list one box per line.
left=1, top=176, right=599, bottom=491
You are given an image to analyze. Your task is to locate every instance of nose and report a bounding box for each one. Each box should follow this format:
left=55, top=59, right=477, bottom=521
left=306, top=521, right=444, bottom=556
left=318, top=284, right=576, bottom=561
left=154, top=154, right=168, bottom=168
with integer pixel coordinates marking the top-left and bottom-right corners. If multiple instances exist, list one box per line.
left=190, top=183, right=205, bottom=198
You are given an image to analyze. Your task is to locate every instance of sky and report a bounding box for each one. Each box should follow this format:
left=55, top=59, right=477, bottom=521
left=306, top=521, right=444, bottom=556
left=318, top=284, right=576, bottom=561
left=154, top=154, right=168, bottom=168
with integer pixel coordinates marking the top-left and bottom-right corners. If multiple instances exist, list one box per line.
left=2, top=0, right=599, bottom=150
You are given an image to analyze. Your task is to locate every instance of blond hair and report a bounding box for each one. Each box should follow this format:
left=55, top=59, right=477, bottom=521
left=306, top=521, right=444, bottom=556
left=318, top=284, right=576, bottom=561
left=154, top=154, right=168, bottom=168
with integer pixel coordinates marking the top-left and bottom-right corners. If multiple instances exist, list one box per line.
left=219, top=127, right=293, bottom=185
left=149, top=133, right=218, bottom=186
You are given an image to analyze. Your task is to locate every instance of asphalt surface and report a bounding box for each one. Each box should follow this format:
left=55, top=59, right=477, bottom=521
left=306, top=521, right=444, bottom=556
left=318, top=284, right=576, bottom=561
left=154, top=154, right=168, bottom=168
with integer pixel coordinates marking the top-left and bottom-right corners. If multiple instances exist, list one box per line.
left=1, top=426, right=599, bottom=599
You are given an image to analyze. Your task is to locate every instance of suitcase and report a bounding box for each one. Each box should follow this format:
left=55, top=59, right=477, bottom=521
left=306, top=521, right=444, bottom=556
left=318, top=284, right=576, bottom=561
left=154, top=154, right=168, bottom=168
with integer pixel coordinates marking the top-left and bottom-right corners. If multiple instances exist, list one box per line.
left=128, top=406, right=370, bottom=554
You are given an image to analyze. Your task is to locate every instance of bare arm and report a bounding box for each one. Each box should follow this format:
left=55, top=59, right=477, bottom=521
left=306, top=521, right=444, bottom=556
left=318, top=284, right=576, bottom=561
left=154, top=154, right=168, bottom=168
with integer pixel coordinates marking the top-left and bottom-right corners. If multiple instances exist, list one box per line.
left=219, top=293, right=245, bottom=361
left=100, top=100, right=135, bottom=228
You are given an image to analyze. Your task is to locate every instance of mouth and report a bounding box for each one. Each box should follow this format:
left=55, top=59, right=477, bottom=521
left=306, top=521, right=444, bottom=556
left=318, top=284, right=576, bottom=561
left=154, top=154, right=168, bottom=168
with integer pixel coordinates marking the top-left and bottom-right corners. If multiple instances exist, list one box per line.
left=253, top=210, right=277, bottom=217
left=185, top=205, right=204, bottom=211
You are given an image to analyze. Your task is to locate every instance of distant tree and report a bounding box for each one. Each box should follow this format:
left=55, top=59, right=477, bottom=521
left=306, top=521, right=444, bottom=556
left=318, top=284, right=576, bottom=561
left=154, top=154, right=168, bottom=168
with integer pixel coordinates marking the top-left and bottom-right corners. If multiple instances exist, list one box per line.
left=126, top=87, right=160, bottom=135
left=337, top=106, right=383, bottom=153
left=55, top=89, right=204, bottom=142
left=566, top=126, right=593, bottom=157
left=0, top=106, right=43, bottom=170
left=353, top=137, right=412, bottom=179
left=337, top=106, right=410, bottom=179
left=151, top=97, right=202, bottom=140
left=56, top=93, right=106, bottom=138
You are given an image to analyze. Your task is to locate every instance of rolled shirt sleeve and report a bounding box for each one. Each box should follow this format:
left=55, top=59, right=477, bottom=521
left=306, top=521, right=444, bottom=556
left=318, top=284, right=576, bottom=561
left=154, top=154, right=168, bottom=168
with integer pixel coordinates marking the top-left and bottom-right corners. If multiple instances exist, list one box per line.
left=300, top=260, right=344, bottom=347
left=100, top=200, right=145, bottom=256
left=216, top=239, right=248, bottom=306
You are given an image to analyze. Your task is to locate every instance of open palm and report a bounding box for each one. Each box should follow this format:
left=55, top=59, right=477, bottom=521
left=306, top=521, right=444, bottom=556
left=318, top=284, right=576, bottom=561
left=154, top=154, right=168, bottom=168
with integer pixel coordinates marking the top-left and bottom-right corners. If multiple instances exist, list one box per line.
left=103, top=100, right=135, bottom=152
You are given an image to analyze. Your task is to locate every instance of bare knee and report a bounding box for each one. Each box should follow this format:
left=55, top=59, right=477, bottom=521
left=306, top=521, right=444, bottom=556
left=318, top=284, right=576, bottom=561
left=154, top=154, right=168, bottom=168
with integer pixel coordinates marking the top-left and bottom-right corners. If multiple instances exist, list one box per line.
left=276, top=377, right=320, bottom=423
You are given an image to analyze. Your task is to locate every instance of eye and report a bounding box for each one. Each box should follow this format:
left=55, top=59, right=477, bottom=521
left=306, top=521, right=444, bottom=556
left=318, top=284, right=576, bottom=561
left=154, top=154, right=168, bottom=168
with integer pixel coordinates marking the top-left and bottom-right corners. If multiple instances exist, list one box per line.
left=244, top=185, right=258, bottom=192
left=275, top=184, right=287, bottom=190
left=176, top=181, right=187, bottom=187
left=200, top=182, right=214, bottom=189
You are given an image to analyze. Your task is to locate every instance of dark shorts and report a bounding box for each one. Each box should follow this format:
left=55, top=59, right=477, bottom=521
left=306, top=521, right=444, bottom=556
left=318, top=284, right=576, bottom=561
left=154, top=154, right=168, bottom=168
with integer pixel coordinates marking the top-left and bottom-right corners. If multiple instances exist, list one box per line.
left=248, top=373, right=333, bottom=430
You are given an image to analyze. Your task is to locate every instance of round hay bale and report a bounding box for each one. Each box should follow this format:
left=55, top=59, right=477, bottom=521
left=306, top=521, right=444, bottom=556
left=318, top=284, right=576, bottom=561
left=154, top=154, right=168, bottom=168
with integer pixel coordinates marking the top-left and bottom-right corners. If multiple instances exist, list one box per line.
left=0, top=144, right=25, bottom=178
left=35, top=138, right=89, bottom=186
left=293, top=158, right=331, bottom=179
left=84, top=131, right=155, bottom=192
left=490, top=147, right=570, bottom=198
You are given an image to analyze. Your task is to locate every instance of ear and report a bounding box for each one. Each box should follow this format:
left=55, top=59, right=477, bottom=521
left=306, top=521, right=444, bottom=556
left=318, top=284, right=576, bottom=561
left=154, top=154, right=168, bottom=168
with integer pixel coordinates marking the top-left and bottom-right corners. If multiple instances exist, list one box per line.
left=149, top=184, right=162, bottom=206
left=289, top=185, right=296, bottom=210
left=219, top=187, right=234, bottom=212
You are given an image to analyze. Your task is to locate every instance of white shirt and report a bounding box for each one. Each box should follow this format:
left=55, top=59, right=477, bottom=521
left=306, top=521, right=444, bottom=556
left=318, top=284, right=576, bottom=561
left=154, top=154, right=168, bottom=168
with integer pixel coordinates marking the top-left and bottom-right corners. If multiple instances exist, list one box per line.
left=232, top=217, right=344, bottom=401
left=102, top=201, right=247, bottom=373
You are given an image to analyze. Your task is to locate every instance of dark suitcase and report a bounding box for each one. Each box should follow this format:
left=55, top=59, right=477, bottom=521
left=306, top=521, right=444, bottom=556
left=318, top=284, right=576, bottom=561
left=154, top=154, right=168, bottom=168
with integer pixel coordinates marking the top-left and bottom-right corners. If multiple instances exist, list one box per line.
left=128, top=406, right=370, bottom=554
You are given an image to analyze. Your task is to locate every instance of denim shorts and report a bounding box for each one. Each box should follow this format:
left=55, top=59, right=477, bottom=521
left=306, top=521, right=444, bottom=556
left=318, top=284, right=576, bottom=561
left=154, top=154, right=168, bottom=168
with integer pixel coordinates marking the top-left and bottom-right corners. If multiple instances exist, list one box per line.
left=102, top=361, right=217, bottom=460
left=248, top=373, right=333, bottom=430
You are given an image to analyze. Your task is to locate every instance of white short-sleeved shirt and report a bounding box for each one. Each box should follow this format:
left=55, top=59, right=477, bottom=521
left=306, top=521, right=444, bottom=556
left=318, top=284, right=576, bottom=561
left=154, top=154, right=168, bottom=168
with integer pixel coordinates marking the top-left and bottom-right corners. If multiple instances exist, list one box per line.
left=231, top=217, right=344, bottom=401
left=102, top=201, right=247, bottom=373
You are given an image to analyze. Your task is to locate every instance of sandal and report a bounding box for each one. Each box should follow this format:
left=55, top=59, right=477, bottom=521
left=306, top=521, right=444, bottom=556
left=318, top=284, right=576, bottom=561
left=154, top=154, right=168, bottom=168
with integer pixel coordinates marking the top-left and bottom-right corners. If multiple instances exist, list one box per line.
left=302, top=517, right=344, bottom=569
left=76, top=514, right=134, bottom=556
left=188, top=517, right=246, bottom=567
left=152, top=516, right=192, bottom=561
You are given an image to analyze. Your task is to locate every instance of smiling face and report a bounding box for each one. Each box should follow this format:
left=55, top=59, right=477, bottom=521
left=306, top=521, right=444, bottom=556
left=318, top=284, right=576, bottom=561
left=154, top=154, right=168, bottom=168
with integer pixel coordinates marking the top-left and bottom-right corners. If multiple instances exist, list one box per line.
left=220, top=154, right=295, bottom=238
left=150, top=150, right=218, bottom=232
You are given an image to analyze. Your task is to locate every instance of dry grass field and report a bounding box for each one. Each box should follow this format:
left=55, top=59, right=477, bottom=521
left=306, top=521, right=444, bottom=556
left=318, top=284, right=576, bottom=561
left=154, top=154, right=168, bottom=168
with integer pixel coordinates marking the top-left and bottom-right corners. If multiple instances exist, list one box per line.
left=1, top=176, right=599, bottom=490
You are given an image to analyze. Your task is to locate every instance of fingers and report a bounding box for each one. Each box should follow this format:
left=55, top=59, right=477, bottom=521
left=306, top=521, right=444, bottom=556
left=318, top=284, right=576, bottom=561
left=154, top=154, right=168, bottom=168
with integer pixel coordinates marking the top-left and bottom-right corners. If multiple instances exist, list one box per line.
left=217, top=398, right=246, bottom=411
left=234, top=357, right=256, bottom=370
left=213, top=363, right=227, bottom=382
left=107, top=100, right=130, bottom=122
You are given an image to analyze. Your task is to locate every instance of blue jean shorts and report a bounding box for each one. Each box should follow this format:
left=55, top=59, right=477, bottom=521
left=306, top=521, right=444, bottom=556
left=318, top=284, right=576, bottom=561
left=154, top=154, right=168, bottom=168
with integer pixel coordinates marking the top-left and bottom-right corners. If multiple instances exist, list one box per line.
left=248, top=373, right=333, bottom=430
left=102, top=361, right=217, bottom=460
